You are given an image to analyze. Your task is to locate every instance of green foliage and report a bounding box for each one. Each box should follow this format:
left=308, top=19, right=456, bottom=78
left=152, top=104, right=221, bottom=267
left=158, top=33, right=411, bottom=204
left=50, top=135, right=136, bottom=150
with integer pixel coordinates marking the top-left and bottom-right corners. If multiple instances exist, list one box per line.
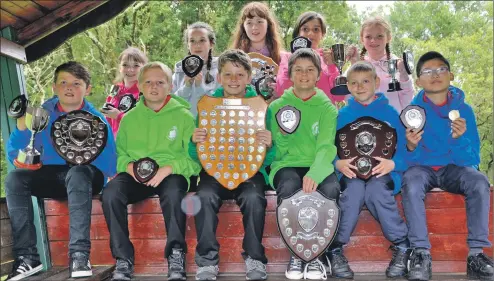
left=1, top=1, right=493, bottom=196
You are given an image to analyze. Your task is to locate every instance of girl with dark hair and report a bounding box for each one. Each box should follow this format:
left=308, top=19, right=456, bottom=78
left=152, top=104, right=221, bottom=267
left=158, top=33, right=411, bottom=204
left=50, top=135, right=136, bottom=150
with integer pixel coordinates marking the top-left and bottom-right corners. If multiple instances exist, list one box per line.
left=275, top=12, right=345, bottom=104
left=172, top=22, right=219, bottom=117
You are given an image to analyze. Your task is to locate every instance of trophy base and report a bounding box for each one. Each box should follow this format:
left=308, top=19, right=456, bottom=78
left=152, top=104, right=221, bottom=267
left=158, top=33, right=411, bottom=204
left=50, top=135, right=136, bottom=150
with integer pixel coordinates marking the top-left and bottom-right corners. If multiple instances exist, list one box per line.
left=14, top=159, right=42, bottom=170
left=387, top=82, right=402, bottom=92
left=331, top=85, right=351, bottom=96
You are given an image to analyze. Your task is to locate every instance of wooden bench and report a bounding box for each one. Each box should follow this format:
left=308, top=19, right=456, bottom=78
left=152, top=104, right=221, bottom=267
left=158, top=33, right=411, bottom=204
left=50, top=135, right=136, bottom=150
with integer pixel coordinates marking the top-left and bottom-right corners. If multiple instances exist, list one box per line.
left=42, top=189, right=493, bottom=275
left=1, top=198, right=14, bottom=277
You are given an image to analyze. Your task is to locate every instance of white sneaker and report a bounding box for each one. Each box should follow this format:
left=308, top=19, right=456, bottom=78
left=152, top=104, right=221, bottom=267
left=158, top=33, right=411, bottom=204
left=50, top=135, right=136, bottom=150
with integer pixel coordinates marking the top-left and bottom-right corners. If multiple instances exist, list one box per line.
left=285, top=256, right=304, bottom=279
left=304, top=258, right=327, bottom=280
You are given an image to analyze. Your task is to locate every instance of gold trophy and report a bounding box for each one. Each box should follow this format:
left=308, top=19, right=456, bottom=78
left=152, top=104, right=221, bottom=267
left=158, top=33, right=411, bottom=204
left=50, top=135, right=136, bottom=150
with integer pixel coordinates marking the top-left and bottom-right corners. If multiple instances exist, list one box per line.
left=14, top=106, right=50, bottom=170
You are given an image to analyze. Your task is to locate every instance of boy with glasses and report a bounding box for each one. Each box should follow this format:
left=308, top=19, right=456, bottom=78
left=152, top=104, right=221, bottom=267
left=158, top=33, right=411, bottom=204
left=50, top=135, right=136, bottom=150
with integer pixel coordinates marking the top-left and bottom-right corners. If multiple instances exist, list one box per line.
left=402, top=51, right=492, bottom=281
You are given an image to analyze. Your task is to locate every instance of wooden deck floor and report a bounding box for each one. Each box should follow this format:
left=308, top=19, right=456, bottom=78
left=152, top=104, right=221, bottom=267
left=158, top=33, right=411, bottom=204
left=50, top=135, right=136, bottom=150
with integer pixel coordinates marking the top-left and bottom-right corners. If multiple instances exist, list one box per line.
left=20, top=267, right=477, bottom=281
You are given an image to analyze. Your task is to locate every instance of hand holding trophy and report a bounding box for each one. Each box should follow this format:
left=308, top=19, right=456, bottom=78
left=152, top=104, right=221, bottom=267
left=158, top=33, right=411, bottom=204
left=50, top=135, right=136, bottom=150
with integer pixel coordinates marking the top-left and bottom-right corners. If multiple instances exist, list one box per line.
left=387, top=50, right=414, bottom=92
left=329, top=43, right=351, bottom=96
left=8, top=95, right=50, bottom=170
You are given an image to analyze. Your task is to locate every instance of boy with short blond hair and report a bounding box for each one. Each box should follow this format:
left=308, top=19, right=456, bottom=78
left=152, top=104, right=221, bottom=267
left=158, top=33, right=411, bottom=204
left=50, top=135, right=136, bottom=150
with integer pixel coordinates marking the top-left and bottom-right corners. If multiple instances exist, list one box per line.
left=102, top=61, right=201, bottom=281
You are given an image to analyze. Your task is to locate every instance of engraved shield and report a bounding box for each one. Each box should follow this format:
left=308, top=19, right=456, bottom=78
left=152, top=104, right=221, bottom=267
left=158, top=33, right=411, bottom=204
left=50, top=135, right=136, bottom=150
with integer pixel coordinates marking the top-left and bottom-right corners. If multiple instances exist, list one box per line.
left=196, top=95, right=268, bottom=190
left=277, top=190, right=340, bottom=263
left=51, top=110, right=108, bottom=165
left=336, top=116, right=397, bottom=180
left=248, top=52, right=279, bottom=88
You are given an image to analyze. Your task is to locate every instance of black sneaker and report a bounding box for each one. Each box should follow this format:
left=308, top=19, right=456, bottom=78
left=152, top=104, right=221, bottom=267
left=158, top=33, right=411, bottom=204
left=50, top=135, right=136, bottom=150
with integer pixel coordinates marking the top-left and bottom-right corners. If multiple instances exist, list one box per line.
left=245, top=256, right=267, bottom=280
left=285, top=256, right=304, bottom=279
left=386, top=245, right=410, bottom=278
left=467, top=253, right=493, bottom=281
left=69, top=252, right=92, bottom=278
left=327, top=248, right=354, bottom=279
left=6, top=256, right=43, bottom=280
left=112, top=258, right=134, bottom=281
left=168, top=249, right=186, bottom=281
left=407, top=250, right=432, bottom=281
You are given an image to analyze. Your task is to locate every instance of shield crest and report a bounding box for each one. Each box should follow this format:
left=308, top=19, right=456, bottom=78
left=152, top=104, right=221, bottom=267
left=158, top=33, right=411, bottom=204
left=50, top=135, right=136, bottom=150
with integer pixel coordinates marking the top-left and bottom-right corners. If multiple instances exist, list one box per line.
left=276, top=105, right=301, bottom=134
left=51, top=110, right=108, bottom=165
left=277, top=190, right=340, bottom=263
left=182, top=55, right=204, bottom=78
left=290, top=36, right=312, bottom=53
left=196, top=95, right=268, bottom=190
left=133, top=157, right=158, bottom=183
left=118, top=94, right=137, bottom=113
left=336, top=116, right=397, bottom=180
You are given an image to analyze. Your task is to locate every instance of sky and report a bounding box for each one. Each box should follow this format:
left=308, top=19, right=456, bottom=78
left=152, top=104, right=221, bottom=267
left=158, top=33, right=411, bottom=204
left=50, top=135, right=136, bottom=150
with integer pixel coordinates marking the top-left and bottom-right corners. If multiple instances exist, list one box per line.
left=346, top=1, right=394, bottom=14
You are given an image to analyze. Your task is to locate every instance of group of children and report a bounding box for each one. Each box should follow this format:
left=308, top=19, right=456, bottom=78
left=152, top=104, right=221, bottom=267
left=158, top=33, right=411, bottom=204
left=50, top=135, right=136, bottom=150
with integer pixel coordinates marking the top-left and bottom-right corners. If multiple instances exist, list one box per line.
left=4, top=2, right=493, bottom=281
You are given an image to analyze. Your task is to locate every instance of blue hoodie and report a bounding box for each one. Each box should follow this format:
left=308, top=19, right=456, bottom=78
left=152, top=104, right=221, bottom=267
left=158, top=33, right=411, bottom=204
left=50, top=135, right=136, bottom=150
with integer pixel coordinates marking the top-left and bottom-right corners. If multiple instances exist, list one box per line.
left=7, top=96, right=117, bottom=178
left=337, top=93, right=407, bottom=194
left=406, top=86, right=480, bottom=169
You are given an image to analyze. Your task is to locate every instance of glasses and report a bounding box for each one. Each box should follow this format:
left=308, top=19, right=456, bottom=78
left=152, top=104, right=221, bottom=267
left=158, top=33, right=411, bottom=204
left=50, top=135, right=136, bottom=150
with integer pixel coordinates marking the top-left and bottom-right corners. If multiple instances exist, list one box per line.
left=419, top=66, right=449, bottom=77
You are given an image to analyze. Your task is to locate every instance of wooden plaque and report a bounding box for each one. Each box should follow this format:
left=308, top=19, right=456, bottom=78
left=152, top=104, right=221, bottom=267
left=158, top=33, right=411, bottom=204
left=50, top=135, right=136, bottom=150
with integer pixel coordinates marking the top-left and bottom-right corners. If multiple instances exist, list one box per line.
left=336, top=116, right=397, bottom=180
left=196, top=95, right=268, bottom=190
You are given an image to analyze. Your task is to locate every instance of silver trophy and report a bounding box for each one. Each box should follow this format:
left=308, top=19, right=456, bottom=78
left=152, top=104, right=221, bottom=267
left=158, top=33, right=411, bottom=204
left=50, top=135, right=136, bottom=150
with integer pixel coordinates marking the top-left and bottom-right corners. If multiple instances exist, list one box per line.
left=387, top=59, right=402, bottom=92
left=14, top=106, right=50, bottom=170
left=330, top=44, right=350, bottom=95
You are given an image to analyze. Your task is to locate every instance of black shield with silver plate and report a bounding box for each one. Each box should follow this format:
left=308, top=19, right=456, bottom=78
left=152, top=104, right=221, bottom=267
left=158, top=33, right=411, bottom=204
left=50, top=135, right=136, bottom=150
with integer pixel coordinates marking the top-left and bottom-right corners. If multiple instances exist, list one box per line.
left=400, top=105, right=426, bottom=131
left=403, top=50, right=414, bottom=75
left=8, top=95, right=28, bottom=119
left=182, top=55, right=204, bottom=78
left=133, top=157, right=158, bottom=183
left=277, top=190, right=340, bottom=263
left=290, top=36, right=312, bottom=53
left=276, top=105, right=301, bottom=134
left=118, top=94, right=137, bottom=113
left=51, top=110, right=108, bottom=165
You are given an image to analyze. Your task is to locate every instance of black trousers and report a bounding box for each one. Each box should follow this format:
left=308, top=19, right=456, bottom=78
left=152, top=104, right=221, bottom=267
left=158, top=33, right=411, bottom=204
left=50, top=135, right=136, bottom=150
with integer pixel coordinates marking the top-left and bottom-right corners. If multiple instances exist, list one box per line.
left=274, top=167, right=341, bottom=205
left=101, top=173, right=188, bottom=263
left=194, top=170, right=268, bottom=266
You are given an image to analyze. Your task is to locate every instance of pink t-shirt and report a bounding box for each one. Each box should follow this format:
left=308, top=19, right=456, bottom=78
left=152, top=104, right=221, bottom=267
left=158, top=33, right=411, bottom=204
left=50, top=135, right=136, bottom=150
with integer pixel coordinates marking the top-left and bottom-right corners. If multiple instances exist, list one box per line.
left=105, top=82, right=140, bottom=137
left=275, top=49, right=345, bottom=103
left=363, top=54, right=415, bottom=113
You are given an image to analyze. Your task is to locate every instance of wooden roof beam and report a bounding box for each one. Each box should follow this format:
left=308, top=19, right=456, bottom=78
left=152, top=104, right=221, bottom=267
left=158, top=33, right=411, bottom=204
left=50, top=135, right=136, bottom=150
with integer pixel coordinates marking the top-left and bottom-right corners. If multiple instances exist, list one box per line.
left=0, top=37, right=27, bottom=63
left=17, top=0, right=108, bottom=46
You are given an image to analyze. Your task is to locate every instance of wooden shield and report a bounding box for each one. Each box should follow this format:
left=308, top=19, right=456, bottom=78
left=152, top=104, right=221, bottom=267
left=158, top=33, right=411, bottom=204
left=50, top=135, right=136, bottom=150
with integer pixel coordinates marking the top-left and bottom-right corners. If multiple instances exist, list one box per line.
left=336, top=116, right=397, bottom=180
left=248, top=52, right=279, bottom=87
left=197, top=95, right=268, bottom=190
left=277, top=190, right=340, bottom=263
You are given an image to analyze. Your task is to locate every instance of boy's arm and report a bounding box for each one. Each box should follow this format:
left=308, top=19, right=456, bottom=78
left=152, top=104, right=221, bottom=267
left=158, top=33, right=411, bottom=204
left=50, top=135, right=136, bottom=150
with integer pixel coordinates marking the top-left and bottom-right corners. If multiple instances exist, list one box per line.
left=391, top=114, right=408, bottom=172
left=449, top=105, right=480, bottom=167
left=116, top=119, right=134, bottom=174
left=92, top=122, right=117, bottom=178
left=262, top=107, right=275, bottom=166
left=187, top=115, right=200, bottom=162
left=306, top=104, right=338, bottom=184
left=6, top=127, right=32, bottom=164
left=167, top=114, right=202, bottom=177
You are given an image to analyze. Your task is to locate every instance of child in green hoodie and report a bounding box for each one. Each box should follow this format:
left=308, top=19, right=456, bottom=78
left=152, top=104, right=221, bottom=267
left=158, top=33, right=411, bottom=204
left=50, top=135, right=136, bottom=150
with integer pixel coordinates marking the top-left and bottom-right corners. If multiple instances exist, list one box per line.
left=102, top=62, right=201, bottom=281
left=189, top=49, right=273, bottom=281
left=268, top=48, right=340, bottom=280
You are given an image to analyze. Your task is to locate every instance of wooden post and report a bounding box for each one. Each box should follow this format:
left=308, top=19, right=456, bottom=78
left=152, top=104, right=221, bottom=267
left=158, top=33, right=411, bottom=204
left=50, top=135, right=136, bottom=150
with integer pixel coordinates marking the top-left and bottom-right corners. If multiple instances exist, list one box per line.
left=0, top=26, right=51, bottom=271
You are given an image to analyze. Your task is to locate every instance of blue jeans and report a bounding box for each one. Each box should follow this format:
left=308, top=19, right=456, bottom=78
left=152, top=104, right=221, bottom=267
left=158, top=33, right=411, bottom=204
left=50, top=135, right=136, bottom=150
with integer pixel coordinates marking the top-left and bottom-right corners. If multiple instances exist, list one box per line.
left=402, top=164, right=491, bottom=249
left=5, top=165, right=104, bottom=260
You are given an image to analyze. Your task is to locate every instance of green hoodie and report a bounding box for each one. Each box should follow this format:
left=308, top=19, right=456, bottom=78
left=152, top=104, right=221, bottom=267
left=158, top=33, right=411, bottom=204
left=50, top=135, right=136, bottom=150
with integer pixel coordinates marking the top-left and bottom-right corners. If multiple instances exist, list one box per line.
left=188, top=85, right=275, bottom=184
left=268, top=87, right=338, bottom=186
left=117, top=95, right=202, bottom=185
